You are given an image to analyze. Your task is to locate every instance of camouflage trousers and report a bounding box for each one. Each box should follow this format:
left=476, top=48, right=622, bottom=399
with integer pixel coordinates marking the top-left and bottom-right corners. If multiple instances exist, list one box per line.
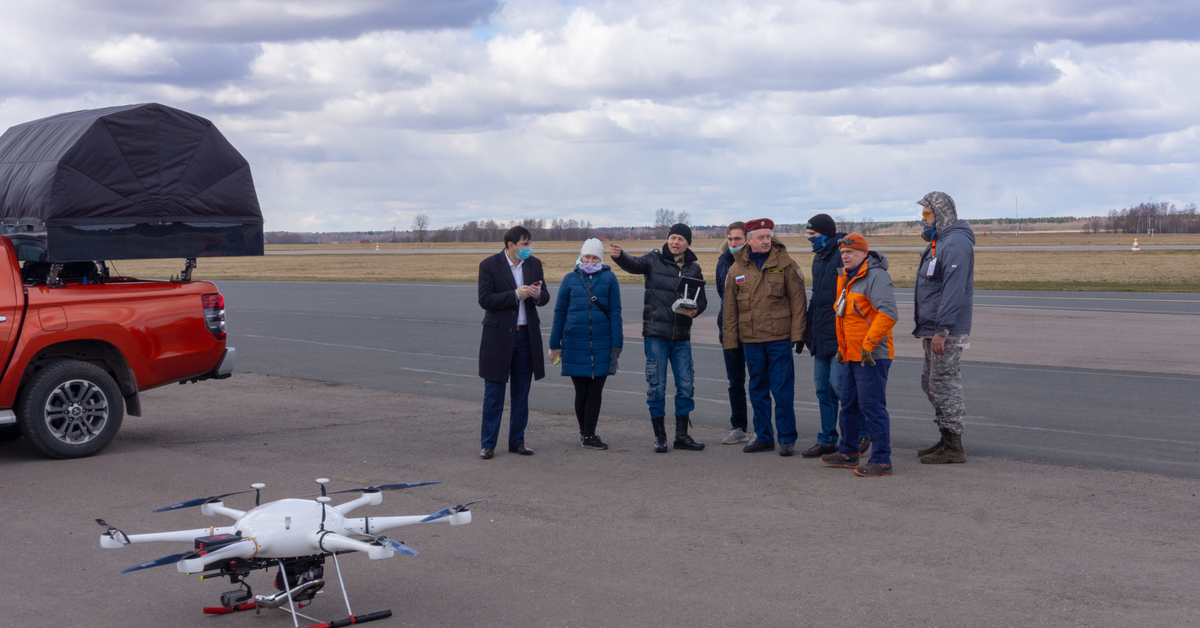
left=921, top=335, right=968, bottom=434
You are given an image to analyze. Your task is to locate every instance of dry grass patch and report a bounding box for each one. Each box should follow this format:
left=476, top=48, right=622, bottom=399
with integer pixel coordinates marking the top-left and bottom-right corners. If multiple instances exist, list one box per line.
left=112, top=248, right=1200, bottom=292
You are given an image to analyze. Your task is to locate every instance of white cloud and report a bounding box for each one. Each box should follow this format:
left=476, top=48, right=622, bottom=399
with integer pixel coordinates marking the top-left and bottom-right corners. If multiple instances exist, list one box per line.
left=0, top=0, right=1198, bottom=230
left=90, top=35, right=181, bottom=76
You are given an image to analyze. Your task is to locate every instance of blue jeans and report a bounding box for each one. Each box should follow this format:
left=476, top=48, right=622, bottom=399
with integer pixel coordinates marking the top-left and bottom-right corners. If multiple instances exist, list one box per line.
left=723, top=344, right=748, bottom=431
left=743, top=339, right=797, bottom=444
left=481, top=328, right=532, bottom=449
left=838, top=359, right=892, bottom=464
left=813, top=355, right=867, bottom=446
left=644, top=337, right=694, bottom=418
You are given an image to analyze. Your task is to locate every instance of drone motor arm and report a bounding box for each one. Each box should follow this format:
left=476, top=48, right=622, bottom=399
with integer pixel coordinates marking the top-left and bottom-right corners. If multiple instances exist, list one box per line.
left=345, top=509, right=471, bottom=535
left=315, top=531, right=393, bottom=559
left=200, top=501, right=246, bottom=520
left=332, top=490, right=383, bottom=516
left=102, top=526, right=237, bottom=548
left=342, top=515, right=426, bottom=535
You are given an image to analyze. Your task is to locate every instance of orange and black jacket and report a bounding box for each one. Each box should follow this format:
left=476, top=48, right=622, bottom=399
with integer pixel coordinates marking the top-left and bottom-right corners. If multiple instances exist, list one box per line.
left=835, top=251, right=898, bottom=363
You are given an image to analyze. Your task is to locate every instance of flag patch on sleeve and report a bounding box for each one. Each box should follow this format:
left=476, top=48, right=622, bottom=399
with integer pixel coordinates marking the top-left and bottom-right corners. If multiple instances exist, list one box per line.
left=735, top=275, right=746, bottom=284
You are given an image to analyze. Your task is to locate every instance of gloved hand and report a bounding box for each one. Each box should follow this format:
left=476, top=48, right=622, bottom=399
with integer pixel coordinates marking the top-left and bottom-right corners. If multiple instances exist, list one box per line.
left=609, top=347, right=622, bottom=376
left=793, top=341, right=805, bottom=355
left=836, top=351, right=845, bottom=364
left=860, top=348, right=876, bottom=366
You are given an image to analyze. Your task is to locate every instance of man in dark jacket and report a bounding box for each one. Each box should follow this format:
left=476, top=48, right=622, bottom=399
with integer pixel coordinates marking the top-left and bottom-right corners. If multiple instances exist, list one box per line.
left=610, top=223, right=707, bottom=453
left=912, top=191, right=975, bottom=464
left=715, top=221, right=750, bottom=445
left=801, top=214, right=869, bottom=458
left=477, top=226, right=551, bottom=460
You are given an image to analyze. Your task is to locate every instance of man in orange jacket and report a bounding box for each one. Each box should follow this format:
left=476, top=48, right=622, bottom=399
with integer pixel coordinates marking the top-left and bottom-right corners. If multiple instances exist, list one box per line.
left=820, top=233, right=898, bottom=477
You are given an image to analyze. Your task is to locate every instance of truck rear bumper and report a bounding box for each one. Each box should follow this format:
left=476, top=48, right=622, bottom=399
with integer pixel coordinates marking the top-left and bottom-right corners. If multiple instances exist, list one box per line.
left=179, top=347, right=235, bottom=385
left=214, top=347, right=235, bottom=379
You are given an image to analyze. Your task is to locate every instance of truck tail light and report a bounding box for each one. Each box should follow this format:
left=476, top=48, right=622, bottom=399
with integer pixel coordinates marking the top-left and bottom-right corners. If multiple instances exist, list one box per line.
left=201, top=293, right=227, bottom=341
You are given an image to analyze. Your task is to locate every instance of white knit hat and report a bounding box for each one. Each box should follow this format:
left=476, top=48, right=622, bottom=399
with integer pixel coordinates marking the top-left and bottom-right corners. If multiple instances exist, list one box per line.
left=580, top=238, right=604, bottom=260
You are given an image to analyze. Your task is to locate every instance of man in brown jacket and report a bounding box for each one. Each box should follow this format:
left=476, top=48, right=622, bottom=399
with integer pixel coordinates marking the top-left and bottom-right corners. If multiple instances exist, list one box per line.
left=722, top=218, right=808, bottom=456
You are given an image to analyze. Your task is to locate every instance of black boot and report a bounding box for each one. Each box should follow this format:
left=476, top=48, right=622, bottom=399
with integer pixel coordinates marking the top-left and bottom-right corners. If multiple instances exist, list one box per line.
left=921, top=431, right=966, bottom=464
left=651, top=416, right=668, bottom=453
left=917, top=428, right=950, bottom=457
left=673, top=416, right=705, bottom=451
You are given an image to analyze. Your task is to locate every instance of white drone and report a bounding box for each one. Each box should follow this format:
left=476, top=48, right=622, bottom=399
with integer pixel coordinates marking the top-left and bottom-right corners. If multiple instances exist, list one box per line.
left=97, top=479, right=492, bottom=627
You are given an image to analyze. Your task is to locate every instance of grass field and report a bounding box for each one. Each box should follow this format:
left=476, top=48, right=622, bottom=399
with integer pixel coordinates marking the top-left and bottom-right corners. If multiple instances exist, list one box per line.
left=114, top=235, right=1200, bottom=292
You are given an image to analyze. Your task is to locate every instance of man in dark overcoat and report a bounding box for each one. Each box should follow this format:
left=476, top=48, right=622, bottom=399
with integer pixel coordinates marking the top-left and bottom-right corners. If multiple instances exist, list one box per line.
left=477, top=225, right=551, bottom=459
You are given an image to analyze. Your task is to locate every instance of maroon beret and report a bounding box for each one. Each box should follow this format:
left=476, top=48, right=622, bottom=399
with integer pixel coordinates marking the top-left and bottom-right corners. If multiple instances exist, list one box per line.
left=744, top=218, right=774, bottom=233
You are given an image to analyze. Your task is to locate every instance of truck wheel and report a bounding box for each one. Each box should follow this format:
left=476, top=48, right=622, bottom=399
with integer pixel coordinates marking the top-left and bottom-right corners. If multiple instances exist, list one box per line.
left=17, top=360, right=124, bottom=459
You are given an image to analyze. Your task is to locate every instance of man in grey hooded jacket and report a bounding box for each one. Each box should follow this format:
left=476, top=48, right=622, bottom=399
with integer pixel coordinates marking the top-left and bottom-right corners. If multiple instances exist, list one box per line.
left=913, top=191, right=974, bottom=464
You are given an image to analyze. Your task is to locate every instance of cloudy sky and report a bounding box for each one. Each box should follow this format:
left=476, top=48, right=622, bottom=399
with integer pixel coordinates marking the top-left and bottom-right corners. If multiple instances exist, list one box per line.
left=1, top=0, right=1197, bottom=231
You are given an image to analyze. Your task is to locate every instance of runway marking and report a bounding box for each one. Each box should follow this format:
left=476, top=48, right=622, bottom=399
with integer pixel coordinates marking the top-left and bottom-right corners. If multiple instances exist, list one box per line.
left=239, top=311, right=478, bottom=326
left=972, top=295, right=1200, bottom=304
left=237, top=334, right=1198, bottom=382
left=958, top=363, right=1200, bottom=381
left=964, top=421, right=1200, bottom=447
left=892, top=301, right=1200, bottom=315
left=239, top=334, right=476, bottom=361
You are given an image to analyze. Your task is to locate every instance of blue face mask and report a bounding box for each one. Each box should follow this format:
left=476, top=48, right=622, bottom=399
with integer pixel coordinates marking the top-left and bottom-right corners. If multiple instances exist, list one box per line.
left=516, top=246, right=532, bottom=260
left=808, top=234, right=829, bottom=252
left=579, top=262, right=603, bottom=274
left=729, top=244, right=745, bottom=254
left=921, top=226, right=936, bottom=243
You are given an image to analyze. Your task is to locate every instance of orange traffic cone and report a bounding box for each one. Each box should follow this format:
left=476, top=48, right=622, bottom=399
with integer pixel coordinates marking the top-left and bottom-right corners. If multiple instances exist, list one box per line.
left=1131, top=238, right=1140, bottom=250
left=375, top=244, right=380, bottom=250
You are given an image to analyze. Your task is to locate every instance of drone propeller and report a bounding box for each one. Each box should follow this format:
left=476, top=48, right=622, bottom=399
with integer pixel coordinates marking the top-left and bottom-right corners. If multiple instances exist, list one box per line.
left=120, top=550, right=192, bottom=573
left=153, top=483, right=266, bottom=513
left=419, top=495, right=496, bottom=523
left=95, top=519, right=131, bottom=545
left=303, top=481, right=441, bottom=497
left=356, top=532, right=420, bottom=557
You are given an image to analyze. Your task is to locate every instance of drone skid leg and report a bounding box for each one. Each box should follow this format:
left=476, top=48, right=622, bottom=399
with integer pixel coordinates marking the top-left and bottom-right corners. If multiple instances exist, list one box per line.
left=203, top=602, right=256, bottom=615
left=304, top=609, right=393, bottom=628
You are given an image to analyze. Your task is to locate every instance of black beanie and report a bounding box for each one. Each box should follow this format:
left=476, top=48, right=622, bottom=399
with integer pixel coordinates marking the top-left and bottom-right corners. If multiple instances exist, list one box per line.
left=668, top=223, right=692, bottom=245
left=806, top=213, right=836, bottom=238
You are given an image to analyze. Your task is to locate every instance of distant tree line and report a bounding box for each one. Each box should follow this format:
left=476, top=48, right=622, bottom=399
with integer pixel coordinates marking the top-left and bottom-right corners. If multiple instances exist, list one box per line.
left=266, top=202, right=1196, bottom=244
left=1094, top=202, right=1200, bottom=234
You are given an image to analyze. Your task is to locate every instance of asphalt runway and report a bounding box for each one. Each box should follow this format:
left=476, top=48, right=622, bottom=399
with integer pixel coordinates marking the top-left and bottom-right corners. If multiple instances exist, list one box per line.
left=217, top=281, right=1200, bottom=479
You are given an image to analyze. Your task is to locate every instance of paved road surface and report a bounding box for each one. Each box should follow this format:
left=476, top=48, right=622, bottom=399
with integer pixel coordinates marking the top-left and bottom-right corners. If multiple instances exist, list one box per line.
left=217, top=281, right=1200, bottom=478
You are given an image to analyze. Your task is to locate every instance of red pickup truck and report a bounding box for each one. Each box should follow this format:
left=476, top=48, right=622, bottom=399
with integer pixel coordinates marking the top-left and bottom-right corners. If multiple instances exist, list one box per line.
left=0, top=103, right=263, bottom=459
left=0, top=236, right=233, bottom=458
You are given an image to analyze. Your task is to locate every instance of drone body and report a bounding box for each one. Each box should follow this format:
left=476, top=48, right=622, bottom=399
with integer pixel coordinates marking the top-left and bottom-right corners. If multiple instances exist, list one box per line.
left=97, top=480, right=490, bottom=625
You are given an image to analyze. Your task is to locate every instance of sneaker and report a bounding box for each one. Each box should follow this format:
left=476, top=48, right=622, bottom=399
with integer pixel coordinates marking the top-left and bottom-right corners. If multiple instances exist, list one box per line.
left=820, top=452, right=860, bottom=468
left=854, top=462, right=893, bottom=477
left=801, top=443, right=837, bottom=459
left=858, top=435, right=872, bottom=456
left=581, top=435, right=608, bottom=450
left=743, top=440, right=775, bottom=453
left=779, top=442, right=795, bottom=457
left=722, top=428, right=751, bottom=445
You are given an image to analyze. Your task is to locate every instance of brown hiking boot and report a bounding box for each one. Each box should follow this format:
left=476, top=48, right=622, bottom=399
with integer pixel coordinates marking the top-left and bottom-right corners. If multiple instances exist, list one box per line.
left=920, top=431, right=966, bottom=464
left=917, top=428, right=950, bottom=457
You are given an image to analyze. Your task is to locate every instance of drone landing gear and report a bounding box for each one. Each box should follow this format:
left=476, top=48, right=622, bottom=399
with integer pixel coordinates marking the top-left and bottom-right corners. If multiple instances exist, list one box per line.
left=303, top=610, right=393, bottom=628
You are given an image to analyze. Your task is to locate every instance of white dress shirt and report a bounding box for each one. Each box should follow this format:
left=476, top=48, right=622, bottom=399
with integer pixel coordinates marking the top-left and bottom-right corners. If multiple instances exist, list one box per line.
left=506, top=251, right=527, bottom=325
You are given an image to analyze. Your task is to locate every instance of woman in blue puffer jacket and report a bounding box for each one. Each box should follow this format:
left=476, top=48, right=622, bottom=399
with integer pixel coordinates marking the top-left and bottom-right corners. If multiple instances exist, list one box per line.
left=549, top=238, right=623, bottom=450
